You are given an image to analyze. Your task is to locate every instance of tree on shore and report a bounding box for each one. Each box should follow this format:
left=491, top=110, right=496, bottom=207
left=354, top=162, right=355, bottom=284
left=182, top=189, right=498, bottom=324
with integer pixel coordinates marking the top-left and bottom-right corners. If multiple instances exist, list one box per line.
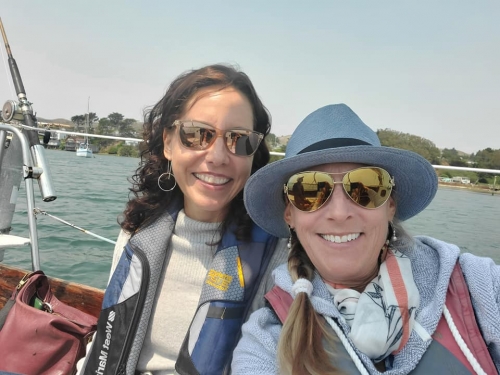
left=71, top=112, right=99, bottom=132
left=71, top=115, right=86, bottom=132
left=92, top=112, right=138, bottom=147
left=377, top=129, right=441, bottom=164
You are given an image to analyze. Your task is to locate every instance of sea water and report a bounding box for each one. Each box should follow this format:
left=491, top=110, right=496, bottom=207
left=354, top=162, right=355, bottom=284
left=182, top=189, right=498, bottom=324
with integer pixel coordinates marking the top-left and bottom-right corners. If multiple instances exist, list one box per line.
left=4, top=149, right=500, bottom=289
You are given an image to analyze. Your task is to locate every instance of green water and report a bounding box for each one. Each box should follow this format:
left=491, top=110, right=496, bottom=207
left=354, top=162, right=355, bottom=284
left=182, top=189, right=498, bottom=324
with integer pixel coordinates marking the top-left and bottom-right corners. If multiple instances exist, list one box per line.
left=4, top=149, right=500, bottom=289
left=5, top=149, right=139, bottom=289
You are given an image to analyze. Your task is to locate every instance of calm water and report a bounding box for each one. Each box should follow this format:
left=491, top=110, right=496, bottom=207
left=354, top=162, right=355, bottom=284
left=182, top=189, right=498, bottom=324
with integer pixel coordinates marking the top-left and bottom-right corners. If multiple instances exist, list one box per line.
left=4, top=149, right=500, bottom=289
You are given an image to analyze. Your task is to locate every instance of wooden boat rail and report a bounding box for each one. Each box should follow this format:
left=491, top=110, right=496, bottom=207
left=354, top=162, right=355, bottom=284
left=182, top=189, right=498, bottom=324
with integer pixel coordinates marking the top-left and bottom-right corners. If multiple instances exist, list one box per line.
left=0, top=263, right=104, bottom=318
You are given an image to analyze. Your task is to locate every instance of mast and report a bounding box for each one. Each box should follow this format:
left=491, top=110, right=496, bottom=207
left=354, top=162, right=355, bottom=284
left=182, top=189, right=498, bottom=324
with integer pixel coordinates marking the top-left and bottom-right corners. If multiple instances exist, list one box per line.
left=86, top=96, right=90, bottom=145
left=0, top=17, right=56, bottom=202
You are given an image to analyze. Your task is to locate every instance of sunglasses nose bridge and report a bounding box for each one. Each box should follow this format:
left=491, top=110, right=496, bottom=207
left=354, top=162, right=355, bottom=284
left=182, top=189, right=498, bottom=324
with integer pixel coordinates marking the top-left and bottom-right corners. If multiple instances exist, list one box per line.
left=203, top=135, right=232, bottom=165
left=199, top=129, right=228, bottom=150
left=328, top=180, right=349, bottom=201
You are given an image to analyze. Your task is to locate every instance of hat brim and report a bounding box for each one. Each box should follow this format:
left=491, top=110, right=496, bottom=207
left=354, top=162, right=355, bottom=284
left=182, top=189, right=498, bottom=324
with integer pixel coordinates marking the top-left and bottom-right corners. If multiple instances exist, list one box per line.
left=244, top=145, right=438, bottom=238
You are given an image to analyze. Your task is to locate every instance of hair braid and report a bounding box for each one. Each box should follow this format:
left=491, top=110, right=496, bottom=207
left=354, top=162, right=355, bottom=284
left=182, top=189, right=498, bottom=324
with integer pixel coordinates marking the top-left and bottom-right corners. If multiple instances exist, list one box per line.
left=277, top=230, right=343, bottom=375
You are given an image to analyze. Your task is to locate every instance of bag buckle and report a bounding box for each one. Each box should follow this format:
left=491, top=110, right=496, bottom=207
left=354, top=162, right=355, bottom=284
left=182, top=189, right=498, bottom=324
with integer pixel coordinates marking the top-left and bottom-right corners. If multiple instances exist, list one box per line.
left=16, top=272, right=32, bottom=290
left=41, top=301, right=53, bottom=313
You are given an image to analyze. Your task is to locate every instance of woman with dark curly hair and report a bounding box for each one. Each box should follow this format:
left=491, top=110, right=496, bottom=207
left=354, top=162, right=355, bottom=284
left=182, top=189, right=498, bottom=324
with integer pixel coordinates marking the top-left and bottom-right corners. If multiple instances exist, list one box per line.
left=79, top=64, right=288, bottom=375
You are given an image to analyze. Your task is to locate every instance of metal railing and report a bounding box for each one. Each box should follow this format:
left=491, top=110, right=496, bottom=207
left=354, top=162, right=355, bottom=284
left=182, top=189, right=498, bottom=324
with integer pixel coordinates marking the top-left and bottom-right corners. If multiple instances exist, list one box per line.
left=270, top=152, right=500, bottom=175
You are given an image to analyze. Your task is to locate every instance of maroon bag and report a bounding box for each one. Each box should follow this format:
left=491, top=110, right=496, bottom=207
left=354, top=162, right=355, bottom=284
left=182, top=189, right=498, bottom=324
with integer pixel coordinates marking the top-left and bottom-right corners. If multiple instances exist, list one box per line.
left=0, top=270, right=97, bottom=375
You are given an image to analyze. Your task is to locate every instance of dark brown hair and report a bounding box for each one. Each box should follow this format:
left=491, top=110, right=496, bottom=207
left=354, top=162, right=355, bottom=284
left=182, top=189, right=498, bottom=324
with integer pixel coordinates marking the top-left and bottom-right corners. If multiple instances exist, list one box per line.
left=120, top=64, right=271, bottom=240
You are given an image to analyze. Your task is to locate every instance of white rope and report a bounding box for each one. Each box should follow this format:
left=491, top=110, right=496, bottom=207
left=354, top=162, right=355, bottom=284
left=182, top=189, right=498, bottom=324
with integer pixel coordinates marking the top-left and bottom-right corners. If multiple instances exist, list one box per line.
left=324, top=306, right=486, bottom=375
left=324, top=315, right=370, bottom=375
left=442, top=305, right=487, bottom=375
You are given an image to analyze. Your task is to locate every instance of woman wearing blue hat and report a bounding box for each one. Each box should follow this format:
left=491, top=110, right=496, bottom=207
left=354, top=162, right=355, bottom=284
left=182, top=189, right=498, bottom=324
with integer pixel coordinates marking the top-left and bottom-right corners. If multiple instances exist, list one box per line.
left=232, top=104, right=500, bottom=374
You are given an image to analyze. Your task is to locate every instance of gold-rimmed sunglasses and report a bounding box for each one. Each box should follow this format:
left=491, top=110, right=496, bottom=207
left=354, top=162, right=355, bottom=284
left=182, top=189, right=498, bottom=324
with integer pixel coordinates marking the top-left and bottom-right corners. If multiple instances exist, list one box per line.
left=284, top=167, right=395, bottom=212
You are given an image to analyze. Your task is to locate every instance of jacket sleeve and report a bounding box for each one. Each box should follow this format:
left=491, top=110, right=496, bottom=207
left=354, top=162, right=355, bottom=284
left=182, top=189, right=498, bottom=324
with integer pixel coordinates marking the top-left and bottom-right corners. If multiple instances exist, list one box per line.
left=248, top=237, right=289, bottom=315
left=459, top=253, right=500, bottom=371
left=231, top=307, right=282, bottom=374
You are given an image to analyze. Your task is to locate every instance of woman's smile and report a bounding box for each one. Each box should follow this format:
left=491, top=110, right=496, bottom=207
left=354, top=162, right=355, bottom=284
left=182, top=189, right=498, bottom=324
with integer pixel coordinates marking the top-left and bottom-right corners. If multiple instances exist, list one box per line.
left=320, top=232, right=361, bottom=244
left=193, top=172, right=231, bottom=186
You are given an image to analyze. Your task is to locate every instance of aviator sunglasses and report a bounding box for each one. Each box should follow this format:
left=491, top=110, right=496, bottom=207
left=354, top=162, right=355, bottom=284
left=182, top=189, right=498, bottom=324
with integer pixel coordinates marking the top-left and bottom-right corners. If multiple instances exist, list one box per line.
left=284, top=167, right=395, bottom=212
left=172, top=120, right=264, bottom=157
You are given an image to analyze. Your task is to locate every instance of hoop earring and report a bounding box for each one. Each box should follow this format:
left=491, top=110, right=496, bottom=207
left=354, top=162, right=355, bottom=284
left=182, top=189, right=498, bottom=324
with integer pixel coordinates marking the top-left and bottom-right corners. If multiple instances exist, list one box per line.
left=390, top=221, right=397, bottom=242
left=158, top=163, right=176, bottom=192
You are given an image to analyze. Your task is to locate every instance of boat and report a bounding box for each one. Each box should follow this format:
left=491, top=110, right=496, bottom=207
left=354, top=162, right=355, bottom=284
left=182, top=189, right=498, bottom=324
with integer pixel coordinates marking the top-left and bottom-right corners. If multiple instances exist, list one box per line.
left=76, top=98, right=93, bottom=158
left=76, top=141, right=93, bottom=157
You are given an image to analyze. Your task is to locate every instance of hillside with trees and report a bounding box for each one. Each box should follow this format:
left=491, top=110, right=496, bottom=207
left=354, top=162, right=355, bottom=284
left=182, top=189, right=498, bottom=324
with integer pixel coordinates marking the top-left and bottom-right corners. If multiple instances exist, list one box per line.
left=376, top=129, right=441, bottom=164
left=267, top=129, right=499, bottom=185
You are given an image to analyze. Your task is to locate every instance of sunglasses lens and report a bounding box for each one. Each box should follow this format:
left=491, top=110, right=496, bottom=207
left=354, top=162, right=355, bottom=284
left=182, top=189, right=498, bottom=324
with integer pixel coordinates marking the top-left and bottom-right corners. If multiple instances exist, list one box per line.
left=286, top=168, right=392, bottom=212
left=178, top=121, right=262, bottom=156
left=286, top=172, right=333, bottom=212
left=225, top=130, right=262, bottom=156
left=344, top=168, right=392, bottom=208
left=178, top=122, right=216, bottom=150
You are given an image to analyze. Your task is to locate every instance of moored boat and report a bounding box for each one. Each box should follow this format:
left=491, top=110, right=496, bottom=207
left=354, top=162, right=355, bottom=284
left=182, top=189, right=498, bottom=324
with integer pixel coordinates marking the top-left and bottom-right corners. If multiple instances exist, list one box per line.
left=76, top=97, right=94, bottom=158
left=76, top=141, right=93, bottom=157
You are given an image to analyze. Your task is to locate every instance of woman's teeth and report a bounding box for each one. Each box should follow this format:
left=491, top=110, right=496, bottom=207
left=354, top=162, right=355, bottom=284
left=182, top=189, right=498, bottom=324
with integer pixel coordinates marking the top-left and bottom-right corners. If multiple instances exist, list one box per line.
left=195, top=173, right=230, bottom=185
left=320, top=233, right=360, bottom=243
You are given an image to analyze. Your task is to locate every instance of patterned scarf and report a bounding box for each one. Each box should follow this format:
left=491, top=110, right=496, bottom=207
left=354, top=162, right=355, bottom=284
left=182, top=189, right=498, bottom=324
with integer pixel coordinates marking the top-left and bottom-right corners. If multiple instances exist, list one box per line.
left=326, top=249, right=420, bottom=362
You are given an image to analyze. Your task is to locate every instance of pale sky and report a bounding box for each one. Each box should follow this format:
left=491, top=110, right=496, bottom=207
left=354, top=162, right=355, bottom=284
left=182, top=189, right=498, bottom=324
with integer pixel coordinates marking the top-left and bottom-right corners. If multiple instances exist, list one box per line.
left=1, top=1, right=499, bottom=154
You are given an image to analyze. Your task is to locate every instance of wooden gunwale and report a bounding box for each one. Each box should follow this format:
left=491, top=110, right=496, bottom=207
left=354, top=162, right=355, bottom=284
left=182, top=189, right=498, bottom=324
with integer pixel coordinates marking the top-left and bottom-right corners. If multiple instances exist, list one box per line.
left=0, top=263, right=104, bottom=318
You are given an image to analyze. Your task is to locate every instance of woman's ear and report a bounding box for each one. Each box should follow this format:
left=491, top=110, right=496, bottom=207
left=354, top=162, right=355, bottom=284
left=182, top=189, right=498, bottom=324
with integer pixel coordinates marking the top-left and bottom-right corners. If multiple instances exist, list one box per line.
left=387, top=197, right=397, bottom=221
left=284, top=203, right=294, bottom=227
left=163, top=129, right=173, bottom=160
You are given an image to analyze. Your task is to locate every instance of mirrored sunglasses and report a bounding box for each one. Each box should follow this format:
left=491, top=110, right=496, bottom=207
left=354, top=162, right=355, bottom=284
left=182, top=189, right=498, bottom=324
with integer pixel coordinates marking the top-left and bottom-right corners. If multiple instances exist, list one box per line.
left=284, top=167, right=395, bottom=212
left=172, top=120, right=264, bottom=157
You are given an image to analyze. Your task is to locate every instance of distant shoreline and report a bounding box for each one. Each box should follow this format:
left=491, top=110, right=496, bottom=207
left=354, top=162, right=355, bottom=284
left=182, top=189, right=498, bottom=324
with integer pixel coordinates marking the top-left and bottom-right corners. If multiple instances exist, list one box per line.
left=438, top=182, right=498, bottom=195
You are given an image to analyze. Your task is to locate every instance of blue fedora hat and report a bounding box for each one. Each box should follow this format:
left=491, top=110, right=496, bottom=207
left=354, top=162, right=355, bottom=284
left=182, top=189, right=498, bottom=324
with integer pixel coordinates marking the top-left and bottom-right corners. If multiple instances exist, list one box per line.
left=244, top=104, right=438, bottom=238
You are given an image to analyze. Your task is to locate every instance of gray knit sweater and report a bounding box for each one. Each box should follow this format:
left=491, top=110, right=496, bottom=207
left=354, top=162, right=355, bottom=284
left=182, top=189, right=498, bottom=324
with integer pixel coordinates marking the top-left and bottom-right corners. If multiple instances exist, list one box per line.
left=232, top=236, right=500, bottom=374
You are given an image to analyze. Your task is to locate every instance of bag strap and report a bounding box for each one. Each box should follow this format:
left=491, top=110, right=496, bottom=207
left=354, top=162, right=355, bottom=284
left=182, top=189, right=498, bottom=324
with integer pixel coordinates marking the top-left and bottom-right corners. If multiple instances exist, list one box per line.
left=0, top=270, right=44, bottom=331
left=0, top=298, right=15, bottom=330
left=264, top=285, right=293, bottom=324
left=441, top=262, right=498, bottom=374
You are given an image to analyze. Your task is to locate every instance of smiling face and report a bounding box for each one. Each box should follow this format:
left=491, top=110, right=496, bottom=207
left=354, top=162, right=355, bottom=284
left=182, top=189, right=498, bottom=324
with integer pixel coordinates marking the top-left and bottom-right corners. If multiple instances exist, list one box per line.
left=163, top=86, right=255, bottom=222
left=284, top=162, right=396, bottom=290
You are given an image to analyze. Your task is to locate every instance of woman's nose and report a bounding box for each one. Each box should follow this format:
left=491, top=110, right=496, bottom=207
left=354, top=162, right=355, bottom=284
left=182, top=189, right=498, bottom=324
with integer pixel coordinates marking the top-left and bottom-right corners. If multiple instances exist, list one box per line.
left=205, top=136, right=230, bottom=165
left=323, top=183, right=352, bottom=220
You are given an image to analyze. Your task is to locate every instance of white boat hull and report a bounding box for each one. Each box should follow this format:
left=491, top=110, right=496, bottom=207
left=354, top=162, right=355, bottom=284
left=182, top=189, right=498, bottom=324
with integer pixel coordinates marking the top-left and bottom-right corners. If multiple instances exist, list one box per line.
left=76, top=148, right=93, bottom=158
left=76, top=143, right=93, bottom=158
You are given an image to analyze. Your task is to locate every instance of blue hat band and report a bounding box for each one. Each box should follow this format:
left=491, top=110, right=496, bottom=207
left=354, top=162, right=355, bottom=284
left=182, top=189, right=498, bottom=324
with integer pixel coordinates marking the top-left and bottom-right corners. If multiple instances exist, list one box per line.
left=298, top=138, right=371, bottom=154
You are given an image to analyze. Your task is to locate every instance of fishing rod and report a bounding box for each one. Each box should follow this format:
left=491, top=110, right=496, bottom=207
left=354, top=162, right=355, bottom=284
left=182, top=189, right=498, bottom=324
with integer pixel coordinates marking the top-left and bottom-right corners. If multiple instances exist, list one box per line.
left=0, top=17, right=56, bottom=202
left=34, top=208, right=116, bottom=245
